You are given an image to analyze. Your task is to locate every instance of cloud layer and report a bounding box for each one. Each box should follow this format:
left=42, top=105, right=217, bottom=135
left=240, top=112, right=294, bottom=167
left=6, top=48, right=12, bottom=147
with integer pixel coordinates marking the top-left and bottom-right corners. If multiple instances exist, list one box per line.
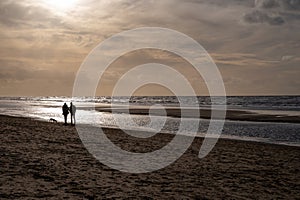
left=0, top=0, right=299, bottom=95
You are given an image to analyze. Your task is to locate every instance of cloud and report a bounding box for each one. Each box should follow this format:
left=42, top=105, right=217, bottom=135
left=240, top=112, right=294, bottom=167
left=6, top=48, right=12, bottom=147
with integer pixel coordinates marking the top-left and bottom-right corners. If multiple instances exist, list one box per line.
left=281, top=55, right=295, bottom=61
left=243, top=0, right=300, bottom=25
left=211, top=53, right=279, bottom=67
left=255, top=0, right=300, bottom=10
left=0, top=1, right=65, bottom=28
left=243, top=10, right=285, bottom=25
left=255, top=0, right=280, bottom=9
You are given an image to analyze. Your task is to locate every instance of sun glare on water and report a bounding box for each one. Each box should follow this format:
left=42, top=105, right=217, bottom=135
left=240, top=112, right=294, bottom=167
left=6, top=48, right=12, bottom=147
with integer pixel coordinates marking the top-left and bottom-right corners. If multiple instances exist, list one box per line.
left=43, top=0, right=78, bottom=11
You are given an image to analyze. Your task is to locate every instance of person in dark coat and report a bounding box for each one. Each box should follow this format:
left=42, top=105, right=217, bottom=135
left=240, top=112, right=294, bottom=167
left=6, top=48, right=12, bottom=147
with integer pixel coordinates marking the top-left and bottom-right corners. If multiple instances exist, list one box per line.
left=62, top=103, right=69, bottom=125
left=70, top=102, right=76, bottom=125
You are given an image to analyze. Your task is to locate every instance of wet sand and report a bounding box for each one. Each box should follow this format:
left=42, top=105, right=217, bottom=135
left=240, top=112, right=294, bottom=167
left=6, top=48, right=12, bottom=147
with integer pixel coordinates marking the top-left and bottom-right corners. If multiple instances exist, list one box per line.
left=95, top=106, right=300, bottom=123
left=0, top=115, right=299, bottom=199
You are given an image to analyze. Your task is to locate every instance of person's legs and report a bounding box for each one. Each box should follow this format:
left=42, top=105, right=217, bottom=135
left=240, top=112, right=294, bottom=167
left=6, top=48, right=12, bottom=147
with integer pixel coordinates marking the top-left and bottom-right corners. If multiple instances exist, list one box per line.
left=64, top=115, right=67, bottom=125
left=70, top=114, right=73, bottom=125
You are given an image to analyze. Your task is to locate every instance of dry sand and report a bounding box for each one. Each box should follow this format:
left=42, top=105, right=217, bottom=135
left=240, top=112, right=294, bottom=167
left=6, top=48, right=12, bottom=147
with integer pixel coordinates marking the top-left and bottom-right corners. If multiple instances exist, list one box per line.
left=0, top=115, right=299, bottom=199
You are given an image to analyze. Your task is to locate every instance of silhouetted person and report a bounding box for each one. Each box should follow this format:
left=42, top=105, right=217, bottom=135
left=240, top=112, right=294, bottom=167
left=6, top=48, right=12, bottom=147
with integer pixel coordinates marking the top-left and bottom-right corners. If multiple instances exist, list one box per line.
left=70, top=102, right=76, bottom=125
left=62, top=103, right=69, bottom=125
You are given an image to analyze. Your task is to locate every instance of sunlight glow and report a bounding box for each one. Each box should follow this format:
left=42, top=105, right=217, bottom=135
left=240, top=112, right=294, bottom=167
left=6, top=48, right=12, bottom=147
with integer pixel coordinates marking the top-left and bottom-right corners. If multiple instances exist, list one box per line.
left=43, top=0, right=78, bottom=11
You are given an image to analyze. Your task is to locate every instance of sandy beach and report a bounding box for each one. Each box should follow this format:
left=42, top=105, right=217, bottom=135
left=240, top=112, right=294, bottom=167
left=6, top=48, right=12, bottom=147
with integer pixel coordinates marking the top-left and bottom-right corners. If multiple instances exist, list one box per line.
left=0, top=115, right=299, bottom=199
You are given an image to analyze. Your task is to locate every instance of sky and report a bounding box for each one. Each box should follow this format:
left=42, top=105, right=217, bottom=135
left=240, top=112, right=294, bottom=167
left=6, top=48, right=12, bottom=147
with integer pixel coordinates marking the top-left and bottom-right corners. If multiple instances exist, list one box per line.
left=0, top=0, right=299, bottom=96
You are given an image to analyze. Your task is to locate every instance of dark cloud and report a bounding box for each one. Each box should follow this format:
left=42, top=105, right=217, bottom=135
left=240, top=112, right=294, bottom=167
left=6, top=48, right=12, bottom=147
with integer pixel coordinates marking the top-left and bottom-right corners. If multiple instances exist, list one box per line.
left=244, top=0, right=300, bottom=25
left=243, top=10, right=285, bottom=25
left=255, top=0, right=300, bottom=10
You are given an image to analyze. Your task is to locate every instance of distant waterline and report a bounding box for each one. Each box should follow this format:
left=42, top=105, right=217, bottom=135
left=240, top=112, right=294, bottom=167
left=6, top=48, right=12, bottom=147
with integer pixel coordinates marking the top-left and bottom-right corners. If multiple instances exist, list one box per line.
left=0, top=96, right=299, bottom=147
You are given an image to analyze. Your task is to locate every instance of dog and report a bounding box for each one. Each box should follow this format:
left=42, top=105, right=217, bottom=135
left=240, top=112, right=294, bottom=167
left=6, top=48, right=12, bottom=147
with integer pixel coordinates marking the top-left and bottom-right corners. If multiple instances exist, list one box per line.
left=49, top=118, right=58, bottom=123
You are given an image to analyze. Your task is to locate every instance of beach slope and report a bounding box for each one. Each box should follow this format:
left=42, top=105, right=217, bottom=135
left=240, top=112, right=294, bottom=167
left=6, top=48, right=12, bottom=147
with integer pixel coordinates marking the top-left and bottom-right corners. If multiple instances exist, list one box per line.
left=0, top=115, right=299, bottom=199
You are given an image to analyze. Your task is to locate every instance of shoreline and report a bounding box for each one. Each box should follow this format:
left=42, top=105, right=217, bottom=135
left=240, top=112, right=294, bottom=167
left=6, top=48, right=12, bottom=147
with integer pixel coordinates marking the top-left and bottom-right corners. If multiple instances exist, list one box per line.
left=1, top=114, right=299, bottom=148
left=1, top=114, right=299, bottom=199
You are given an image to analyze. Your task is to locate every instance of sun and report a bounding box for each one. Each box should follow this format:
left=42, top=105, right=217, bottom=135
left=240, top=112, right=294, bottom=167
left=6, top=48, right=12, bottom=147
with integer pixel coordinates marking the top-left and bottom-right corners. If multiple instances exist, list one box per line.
left=43, top=0, right=78, bottom=11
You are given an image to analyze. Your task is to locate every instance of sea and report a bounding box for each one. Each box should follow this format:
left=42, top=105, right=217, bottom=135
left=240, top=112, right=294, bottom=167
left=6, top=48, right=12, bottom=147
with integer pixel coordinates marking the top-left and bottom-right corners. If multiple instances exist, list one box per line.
left=0, top=96, right=299, bottom=147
